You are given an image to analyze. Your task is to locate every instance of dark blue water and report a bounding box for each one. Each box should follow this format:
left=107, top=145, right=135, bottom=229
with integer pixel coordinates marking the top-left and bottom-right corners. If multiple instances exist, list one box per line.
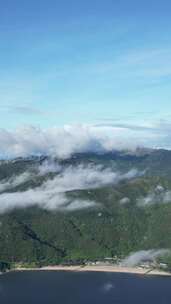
left=0, top=271, right=171, bottom=304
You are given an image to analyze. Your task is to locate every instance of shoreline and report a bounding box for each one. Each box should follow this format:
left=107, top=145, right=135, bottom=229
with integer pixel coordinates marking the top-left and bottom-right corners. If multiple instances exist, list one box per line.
left=13, top=265, right=171, bottom=277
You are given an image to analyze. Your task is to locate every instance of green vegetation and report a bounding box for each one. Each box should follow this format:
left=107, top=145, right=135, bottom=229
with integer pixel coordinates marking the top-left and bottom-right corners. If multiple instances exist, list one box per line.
left=1, top=151, right=171, bottom=270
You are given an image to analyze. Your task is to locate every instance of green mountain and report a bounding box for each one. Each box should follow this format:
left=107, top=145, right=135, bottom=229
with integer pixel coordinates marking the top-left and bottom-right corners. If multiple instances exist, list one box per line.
left=0, top=149, right=171, bottom=270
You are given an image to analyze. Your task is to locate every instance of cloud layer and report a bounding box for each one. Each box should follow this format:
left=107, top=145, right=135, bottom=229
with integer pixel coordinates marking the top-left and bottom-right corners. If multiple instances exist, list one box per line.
left=0, top=164, right=139, bottom=213
left=0, top=121, right=171, bottom=159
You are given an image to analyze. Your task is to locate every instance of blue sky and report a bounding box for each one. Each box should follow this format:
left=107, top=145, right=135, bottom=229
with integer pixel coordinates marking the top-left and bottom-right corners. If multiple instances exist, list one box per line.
left=1, top=0, right=171, bottom=129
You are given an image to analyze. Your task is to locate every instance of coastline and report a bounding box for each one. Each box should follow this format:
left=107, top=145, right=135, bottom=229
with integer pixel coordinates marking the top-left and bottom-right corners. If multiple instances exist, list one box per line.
left=13, top=265, right=171, bottom=277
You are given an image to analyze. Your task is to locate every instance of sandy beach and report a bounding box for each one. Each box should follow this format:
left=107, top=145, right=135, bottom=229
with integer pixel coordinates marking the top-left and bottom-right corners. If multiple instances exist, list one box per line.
left=14, top=265, right=171, bottom=276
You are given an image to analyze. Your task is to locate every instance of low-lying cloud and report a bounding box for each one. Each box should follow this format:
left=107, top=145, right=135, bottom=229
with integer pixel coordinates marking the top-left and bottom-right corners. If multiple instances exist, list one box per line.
left=0, top=164, right=139, bottom=213
left=38, top=159, right=61, bottom=175
left=137, top=186, right=171, bottom=207
left=0, top=172, right=32, bottom=193
left=0, top=188, right=96, bottom=213
left=119, top=197, right=130, bottom=205
left=121, top=249, right=170, bottom=267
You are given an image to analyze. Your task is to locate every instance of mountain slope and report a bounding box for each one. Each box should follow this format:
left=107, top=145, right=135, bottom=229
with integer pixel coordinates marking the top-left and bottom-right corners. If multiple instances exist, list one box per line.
left=0, top=150, right=171, bottom=270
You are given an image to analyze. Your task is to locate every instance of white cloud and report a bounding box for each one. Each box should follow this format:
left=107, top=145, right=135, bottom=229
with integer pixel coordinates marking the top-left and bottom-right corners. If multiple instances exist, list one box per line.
left=47, top=165, right=139, bottom=191
left=137, top=186, right=171, bottom=207
left=38, top=159, right=61, bottom=175
left=64, top=200, right=96, bottom=211
left=0, top=165, right=139, bottom=212
left=0, top=164, right=139, bottom=213
left=119, top=197, right=130, bottom=205
left=0, top=172, right=32, bottom=193
left=121, top=249, right=170, bottom=267
left=0, top=121, right=171, bottom=159
left=0, top=184, right=95, bottom=213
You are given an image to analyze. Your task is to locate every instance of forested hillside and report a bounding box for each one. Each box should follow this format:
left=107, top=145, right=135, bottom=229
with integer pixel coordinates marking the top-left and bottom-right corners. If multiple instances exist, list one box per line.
left=0, top=150, right=171, bottom=270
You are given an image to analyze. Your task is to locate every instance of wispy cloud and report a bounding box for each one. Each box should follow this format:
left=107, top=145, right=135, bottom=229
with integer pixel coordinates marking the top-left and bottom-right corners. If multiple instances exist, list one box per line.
left=137, top=186, right=171, bottom=207
left=56, top=47, right=171, bottom=81
left=0, top=164, right=139, bottom=213
left=0, top=172, right=32, bottom=193
left=9, top=106, right=47, bottom=116
left=118, top=48, right=171, bottom=80
left=38, top=159, right=61, bottom=175
left=121, top=249, right=170, bottom=267
left=94, top=122, right=156, bottom=132
left=1, top=105, right=60, bottom=118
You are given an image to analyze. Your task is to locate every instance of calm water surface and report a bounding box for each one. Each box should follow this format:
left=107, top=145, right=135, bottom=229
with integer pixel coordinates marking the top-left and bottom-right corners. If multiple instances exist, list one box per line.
left=0, top=271, right=171, bottom=304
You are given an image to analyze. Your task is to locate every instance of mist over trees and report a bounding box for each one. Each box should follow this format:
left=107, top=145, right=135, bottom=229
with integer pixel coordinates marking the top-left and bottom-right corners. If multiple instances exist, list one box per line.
left=0, top=150, right=171, bottom=270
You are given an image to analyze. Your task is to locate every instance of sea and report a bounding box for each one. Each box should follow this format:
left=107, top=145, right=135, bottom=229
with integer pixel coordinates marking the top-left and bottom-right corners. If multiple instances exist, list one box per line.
left=0, top=271, right=171, bottom=304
